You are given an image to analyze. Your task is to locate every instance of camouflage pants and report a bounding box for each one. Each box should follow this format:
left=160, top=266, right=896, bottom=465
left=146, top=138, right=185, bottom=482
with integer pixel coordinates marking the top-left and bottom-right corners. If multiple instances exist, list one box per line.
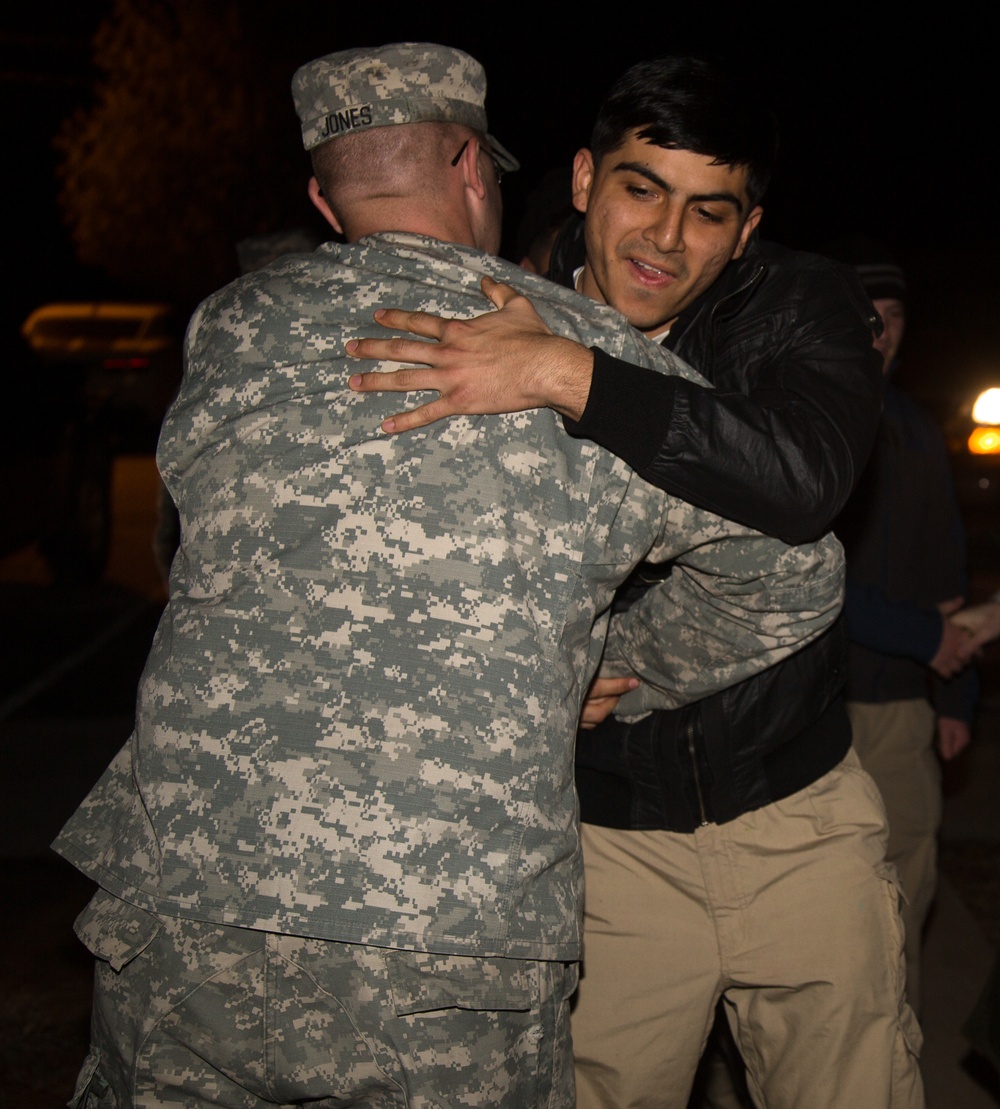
left=69, top=890, right=576, bottom=1108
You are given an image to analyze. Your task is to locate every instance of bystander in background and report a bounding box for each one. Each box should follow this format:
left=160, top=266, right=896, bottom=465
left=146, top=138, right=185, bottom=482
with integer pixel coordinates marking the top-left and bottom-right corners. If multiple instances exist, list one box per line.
left=836, top=242, right=978, bottom=1013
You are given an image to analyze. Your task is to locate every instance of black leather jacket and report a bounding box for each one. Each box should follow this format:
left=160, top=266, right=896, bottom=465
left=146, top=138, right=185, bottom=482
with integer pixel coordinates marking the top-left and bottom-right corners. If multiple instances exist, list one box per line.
left=550, top=219, right=883, bottom=831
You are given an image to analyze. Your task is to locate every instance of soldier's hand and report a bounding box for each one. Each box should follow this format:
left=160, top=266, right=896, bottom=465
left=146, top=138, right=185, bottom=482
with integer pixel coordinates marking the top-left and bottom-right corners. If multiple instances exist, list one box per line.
left=346, top=277, right=593, bottom=432
left=579, top=676, right=640, bottom=730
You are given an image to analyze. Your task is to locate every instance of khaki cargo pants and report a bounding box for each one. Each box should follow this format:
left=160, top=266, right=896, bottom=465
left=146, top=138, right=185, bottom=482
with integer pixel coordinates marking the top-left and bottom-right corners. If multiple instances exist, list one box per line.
left=572, top=750, right=924, bottom=1109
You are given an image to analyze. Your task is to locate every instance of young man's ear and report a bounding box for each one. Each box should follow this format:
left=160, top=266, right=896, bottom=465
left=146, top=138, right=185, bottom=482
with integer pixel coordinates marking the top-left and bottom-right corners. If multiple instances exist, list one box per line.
left=571, top=149, right=596, bottom=215
left=733, top=205, right=763, bottom=259
left=308, top=176, right=343, bottom=235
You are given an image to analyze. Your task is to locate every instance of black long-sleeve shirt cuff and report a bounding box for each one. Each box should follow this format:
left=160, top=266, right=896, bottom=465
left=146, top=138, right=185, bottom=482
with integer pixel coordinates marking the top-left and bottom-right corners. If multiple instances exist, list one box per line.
left=562, top=347, right=676, bottom=474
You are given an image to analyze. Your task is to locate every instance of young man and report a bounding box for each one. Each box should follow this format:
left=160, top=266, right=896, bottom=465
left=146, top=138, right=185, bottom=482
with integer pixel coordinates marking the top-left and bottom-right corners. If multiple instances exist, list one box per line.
left=53, top=46, right=843, bottom=1108
left=348, top=57, right=922, bottom=1109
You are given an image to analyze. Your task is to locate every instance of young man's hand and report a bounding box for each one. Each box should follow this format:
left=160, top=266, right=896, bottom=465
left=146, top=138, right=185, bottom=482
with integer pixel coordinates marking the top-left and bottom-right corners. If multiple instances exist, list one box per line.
left=579, top=676, right=640, bottom=730
left=345, top=277, right=594, bottom=431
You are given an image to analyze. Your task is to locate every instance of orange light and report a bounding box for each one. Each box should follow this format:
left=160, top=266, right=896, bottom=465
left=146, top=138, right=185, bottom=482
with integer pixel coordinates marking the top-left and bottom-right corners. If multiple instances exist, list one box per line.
left=968, top=426, right=1000, bottom=455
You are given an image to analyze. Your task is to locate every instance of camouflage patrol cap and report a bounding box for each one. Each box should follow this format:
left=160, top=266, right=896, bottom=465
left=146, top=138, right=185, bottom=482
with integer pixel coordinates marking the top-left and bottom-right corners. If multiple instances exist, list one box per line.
left=292, top=42, right=519, bottom=173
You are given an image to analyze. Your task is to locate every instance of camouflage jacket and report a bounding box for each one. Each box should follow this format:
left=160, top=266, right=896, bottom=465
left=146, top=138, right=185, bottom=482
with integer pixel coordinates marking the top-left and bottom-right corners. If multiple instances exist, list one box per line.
left=53, top=234, right=843, bottom=960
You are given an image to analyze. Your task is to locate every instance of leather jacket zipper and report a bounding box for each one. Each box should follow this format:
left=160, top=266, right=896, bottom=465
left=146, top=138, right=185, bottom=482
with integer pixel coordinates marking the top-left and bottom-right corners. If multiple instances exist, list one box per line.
left=710, top=261, right=766, bottom=323
left=706, top=261, right=766, bottom=364
left=686, top=719, right=710, bottom=827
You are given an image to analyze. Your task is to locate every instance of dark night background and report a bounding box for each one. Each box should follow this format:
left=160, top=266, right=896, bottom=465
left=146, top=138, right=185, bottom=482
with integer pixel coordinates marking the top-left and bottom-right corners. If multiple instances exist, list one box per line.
left=3, top=8, right=1000, bottom=1106
left=3, top=1, right=999, bottom=413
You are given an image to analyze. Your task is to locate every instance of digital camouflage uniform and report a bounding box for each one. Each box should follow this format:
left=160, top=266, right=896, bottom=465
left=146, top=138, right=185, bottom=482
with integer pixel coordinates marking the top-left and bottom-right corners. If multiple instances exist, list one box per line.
left=56, top=235, right=843, bottom=1107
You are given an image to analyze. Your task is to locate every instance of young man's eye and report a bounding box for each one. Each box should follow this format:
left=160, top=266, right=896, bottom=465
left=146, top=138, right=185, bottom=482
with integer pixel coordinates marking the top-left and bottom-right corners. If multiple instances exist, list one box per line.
left=694, top=207, right=725, bottom=224
left=625, top=184, right=655, bottom=199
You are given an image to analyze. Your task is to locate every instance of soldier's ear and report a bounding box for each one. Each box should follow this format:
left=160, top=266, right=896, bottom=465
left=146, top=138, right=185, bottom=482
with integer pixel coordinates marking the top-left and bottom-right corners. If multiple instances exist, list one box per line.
left=456, top=136, right=489, bottom=201
left=308, top=177, right=343, bottom=234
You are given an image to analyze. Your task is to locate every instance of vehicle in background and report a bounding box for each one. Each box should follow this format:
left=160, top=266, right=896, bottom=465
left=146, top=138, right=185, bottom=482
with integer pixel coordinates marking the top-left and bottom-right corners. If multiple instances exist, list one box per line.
left=2, top=303, right=181, bottom=584
left=21, top=302, right=181, bottom=453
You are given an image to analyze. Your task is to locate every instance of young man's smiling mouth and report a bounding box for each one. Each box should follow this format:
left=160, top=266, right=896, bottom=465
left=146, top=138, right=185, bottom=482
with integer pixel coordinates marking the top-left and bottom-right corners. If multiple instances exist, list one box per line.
left=628, top=257, right=678, bottom=284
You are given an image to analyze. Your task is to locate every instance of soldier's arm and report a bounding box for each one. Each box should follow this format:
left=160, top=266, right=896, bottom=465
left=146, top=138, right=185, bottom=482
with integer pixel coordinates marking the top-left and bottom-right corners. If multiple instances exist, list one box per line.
left=601, top=525, right=845, bottom=713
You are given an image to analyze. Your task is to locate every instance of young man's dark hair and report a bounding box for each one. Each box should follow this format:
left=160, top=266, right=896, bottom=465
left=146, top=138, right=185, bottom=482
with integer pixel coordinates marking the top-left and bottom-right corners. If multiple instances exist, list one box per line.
left=590, top=55, right=778, bottom=207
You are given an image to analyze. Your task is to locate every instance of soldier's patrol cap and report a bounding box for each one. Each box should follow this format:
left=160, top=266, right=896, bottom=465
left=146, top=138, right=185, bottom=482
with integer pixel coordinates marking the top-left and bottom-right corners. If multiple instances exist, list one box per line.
left=292, top=42, right=519, bottom=174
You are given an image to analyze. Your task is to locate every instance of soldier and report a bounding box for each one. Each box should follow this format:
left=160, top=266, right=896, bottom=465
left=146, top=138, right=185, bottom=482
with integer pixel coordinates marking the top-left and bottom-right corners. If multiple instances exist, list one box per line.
left=55, top=45, right=843, bottom=1108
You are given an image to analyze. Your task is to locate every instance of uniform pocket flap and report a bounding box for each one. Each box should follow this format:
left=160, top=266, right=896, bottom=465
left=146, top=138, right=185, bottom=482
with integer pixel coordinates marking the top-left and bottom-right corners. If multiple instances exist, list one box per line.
left=68, top=1049, right=116, bottom=1107
left=386, top=950, right=534, bottom=1015
left=560, top=960, right=580, bottom=1001
left=74, top=889, right=161, bottom=972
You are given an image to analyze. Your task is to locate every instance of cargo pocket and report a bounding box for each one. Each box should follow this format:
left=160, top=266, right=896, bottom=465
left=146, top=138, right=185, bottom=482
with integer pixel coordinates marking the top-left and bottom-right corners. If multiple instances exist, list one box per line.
left=892, top=989, right=924, bottom=1107
left=385, top=950, right=534, bottom=1016
left=386, top=952, right=538, bottom=1105
left=384, top=953, right=575, bottom=1109
left=68, top=1049, right=116, bottom=1108
left=545, top=961, right=579, bottom=1109
left=875, top=861, right=924, bottom=1106
left=559, top=960, right=580, bottom=1002
left=74, top=888, right=161, bottom=971
left=876, top=861, right=921, bottom=1043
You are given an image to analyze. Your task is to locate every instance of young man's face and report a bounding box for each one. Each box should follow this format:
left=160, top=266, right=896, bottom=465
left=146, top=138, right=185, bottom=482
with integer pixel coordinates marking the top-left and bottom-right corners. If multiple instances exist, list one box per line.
left=573, top=132, right=762, bottom=337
